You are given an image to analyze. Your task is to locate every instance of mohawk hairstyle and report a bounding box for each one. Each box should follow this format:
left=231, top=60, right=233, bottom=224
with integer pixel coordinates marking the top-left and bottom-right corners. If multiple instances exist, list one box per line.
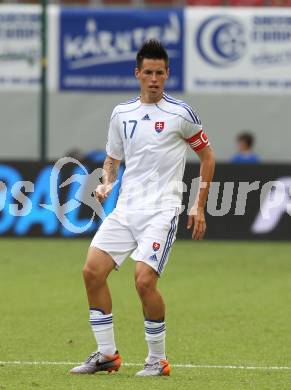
left=136, top=40, right=169, bottom=69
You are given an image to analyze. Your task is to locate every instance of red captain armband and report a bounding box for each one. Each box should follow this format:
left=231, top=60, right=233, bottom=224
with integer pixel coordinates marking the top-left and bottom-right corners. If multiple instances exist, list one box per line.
left=185, top=130, right=210, bottom=152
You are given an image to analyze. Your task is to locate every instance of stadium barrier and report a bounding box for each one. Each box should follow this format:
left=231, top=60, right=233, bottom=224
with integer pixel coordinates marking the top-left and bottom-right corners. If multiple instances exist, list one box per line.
left=0, top=161, right=290, bottom=240
left=1, top=5, right=291, bottom=94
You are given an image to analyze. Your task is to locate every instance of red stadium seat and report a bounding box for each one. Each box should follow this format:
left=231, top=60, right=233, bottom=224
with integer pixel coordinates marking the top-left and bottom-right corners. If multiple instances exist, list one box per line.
left=270, top=0, right=291, bottom=5
left=60, top=0, right=91, bottom=4
left=228, top=0, right=265, bottom=5
left=102, top=0, right=133, bottom=4
left=143, top=0, right=178, bottom=5
left=187, top=0, right=225, bottom=5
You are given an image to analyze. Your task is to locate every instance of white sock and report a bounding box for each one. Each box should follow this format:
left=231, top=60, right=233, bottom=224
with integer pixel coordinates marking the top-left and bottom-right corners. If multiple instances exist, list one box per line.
left=144, top=319, right=166, bottom=363
left=89, top=309, right=116, bottom=356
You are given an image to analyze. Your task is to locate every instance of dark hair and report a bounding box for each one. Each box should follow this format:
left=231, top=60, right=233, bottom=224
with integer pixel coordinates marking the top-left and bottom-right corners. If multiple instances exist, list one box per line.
left=136, top=40, right=169, bottom=69
left=237, top=132, right=255, bottom=148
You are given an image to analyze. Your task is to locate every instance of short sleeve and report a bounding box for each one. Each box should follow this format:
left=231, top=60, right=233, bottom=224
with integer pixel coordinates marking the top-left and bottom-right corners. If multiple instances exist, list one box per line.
left=180, top=106, right=210, bottom=151
left=180, top=111, right=203, bottom=140
left=105, top=110, right=124, bottom=160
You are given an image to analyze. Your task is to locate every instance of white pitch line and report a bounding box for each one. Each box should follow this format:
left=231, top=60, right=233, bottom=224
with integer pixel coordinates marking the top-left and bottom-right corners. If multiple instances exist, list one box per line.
left=1, top=361, right=291, bottom=371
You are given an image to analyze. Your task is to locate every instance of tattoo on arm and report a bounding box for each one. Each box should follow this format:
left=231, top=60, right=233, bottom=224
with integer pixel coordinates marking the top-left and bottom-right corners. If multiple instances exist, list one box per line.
left=103, top=157, right=118, bottom=185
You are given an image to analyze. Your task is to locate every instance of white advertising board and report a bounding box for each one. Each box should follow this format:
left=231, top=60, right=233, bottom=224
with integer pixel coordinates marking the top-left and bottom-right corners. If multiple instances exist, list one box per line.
left=0, top=5, right=41, bottom=90
left=185, top=7, right=291, bottom=94
left=0, top=5, right=58, bottom=91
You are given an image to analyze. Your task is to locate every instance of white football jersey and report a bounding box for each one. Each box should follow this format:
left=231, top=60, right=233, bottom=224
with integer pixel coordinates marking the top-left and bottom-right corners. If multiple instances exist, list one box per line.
left=106, top=93, right=207, bottom=210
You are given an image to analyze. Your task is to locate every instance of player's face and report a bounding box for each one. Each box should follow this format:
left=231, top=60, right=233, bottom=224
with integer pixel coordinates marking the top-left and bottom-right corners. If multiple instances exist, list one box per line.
left=135, top=59, right=169, bottom=103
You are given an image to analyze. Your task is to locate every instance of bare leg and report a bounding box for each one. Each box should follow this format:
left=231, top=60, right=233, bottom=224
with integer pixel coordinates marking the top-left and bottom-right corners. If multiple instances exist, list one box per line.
left=83, top=247, right=116, bottom=313
left=69, top=247, right=119, bottom=374
left=135, top=261, right=165, bottom=321
left=134, top=261, right=167, bottom=368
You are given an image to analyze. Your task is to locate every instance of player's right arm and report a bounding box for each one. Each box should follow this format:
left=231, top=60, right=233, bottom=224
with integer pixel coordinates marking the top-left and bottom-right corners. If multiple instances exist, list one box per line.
left=95, top=156, right=121, bottom=202
left=95, top=106, right=124, bottom=203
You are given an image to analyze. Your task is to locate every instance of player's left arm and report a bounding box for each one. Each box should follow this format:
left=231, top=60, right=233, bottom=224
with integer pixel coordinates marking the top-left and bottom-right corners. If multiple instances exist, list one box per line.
left=187, top=145, right=215, bottom=240
left=180, top=107, right=215, bottom=239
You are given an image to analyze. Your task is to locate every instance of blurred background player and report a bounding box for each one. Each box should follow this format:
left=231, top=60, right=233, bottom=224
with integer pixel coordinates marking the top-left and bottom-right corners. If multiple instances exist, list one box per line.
left=70, top=40, right=215, bottom=377
left=231, top=132, right=260, bottom=164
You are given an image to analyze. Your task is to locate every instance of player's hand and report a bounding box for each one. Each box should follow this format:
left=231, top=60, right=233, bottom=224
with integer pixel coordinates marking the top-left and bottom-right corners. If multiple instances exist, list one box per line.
left=94, top=184, right=112, bottom=203
left=187, top=207, right=206, bottom=240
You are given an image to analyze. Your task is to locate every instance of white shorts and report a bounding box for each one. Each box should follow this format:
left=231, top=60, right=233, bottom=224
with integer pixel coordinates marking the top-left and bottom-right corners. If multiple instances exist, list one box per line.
left=90, top=207, right=179, bottom=276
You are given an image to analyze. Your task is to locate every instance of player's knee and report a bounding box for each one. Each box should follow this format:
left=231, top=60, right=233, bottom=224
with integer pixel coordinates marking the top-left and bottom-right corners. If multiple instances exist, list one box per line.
left=135, top=274, right=155, bottom=298
left=83, top=265, right=95, bottom=284
left=82, top=264, right=106, bottom=285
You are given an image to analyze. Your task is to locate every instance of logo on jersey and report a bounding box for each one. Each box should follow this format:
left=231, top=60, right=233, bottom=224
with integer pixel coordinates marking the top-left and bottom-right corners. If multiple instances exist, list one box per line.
left=152, top=242, right=160, bottom=251
left=149, top=242, right=160, bottom=261
left=155, top=122, right=165, bottom=133
left=149, top=254, right=158, bottom=261
left=142, top=114, right=151, bottom=120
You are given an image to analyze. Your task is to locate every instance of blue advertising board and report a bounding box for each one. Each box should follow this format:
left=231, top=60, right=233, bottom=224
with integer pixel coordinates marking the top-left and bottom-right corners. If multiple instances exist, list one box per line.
left=0, top=161, right=123, bottom=237
left=1, top=161, right=291, bottom=240
left=59, top=8, right=184, bottom=91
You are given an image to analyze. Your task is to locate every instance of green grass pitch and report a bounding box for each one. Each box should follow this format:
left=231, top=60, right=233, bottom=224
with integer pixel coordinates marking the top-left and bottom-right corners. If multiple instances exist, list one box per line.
left=1, top=238, right=291, bottom=389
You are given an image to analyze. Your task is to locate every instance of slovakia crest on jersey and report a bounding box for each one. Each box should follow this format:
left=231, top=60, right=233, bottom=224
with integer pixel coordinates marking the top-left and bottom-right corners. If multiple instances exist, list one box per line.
left=155, top=121, right=165, bottom=133
left=152, top=242, right=160, bottom=251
